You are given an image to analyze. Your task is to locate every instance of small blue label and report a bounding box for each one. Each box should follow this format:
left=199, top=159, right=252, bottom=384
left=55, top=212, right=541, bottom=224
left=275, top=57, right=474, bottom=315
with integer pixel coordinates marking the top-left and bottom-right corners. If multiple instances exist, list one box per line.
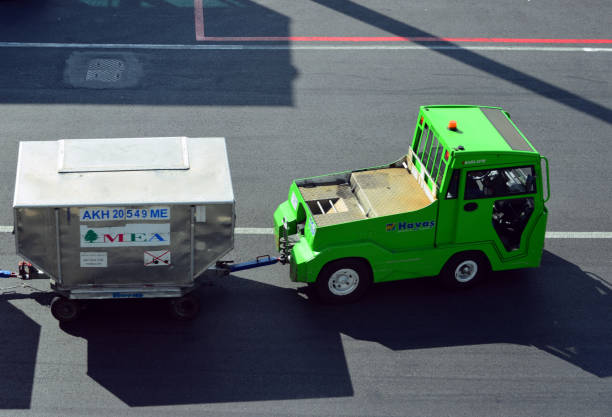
left=112, top=292, right=144, bottom=299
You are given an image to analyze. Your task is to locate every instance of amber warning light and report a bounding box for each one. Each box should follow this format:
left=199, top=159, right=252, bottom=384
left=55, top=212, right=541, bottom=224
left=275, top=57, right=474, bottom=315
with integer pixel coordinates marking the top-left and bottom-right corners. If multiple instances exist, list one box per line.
left=448, top=120, right=457, bottom=131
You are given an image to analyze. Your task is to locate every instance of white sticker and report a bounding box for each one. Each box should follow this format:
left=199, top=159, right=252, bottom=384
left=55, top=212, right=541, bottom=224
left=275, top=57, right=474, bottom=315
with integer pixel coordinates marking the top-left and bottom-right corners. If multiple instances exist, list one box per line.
left=195, top=206, right=207, bottom=222
left=80, top=252, right=108, bottom=268
left=79, top=206, right=171, bottom=222
left=80, top=223, right=170, bottom=247
left=144, top=250, right=171, bottom=266
left=291, top=192, right=299, bottom=210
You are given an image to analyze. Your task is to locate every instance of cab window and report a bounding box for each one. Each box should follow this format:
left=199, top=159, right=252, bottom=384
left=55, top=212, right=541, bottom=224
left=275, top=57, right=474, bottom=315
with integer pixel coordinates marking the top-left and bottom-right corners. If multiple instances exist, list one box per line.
left=417, top=125, right=430, bottom=160
left=464, top=166, right=536, bottom=200
left=446, top=170, right=459, bottom=199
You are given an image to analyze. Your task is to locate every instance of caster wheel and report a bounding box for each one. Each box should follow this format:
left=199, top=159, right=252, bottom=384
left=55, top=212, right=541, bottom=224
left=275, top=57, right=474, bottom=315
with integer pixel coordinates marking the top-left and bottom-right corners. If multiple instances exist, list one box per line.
left=50, top=296, right=81, bottom=323
left=169, top=294, right=200, bottom=321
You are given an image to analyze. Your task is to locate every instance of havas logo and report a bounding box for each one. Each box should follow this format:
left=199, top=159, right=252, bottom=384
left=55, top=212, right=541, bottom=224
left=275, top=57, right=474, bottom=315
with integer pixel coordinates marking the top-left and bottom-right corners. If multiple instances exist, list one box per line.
left=80, top=224, right=171, bottom=247
left=386, top=220, right=435, bottom=232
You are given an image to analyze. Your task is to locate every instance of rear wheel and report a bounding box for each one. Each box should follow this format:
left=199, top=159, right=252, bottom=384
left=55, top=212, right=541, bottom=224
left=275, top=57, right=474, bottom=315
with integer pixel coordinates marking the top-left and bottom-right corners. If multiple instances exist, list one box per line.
left=440, top=252, right=489, bottom=289
left=316, top=258, right=371, bottom=304
left=50, top=296, right=81, bottom=323
left=169, top=294, right=200, bottom=321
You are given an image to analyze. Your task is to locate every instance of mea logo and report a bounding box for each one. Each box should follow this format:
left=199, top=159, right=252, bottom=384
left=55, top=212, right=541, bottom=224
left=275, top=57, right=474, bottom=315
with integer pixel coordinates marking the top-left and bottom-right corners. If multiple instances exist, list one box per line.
left=80, top=224, right=171, bottom=247
left=386, top=220, right=435, bottom=232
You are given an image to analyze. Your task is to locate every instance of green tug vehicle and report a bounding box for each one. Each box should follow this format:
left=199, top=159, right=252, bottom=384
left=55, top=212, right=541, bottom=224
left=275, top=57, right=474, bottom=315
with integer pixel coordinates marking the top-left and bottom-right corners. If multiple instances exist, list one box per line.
left=274, top=105, right=550, bottom=303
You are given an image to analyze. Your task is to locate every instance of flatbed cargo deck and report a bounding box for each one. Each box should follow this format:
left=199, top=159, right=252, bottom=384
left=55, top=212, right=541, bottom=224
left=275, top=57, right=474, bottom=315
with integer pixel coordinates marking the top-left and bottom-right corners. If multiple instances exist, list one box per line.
left=299, top=167, right=432, bottom=227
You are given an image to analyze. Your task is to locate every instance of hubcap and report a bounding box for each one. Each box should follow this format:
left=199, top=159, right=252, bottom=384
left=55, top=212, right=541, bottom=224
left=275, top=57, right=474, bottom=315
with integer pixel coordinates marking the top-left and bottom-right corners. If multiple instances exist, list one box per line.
left=328, top=268, right=360, bottom=296
left=455, top=260, right=478, bottom=283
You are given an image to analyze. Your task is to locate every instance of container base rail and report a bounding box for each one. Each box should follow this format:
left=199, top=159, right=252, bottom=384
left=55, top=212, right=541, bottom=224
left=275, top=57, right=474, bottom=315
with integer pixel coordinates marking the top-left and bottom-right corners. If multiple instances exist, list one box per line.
left=2, top=255, right=280, bottom=323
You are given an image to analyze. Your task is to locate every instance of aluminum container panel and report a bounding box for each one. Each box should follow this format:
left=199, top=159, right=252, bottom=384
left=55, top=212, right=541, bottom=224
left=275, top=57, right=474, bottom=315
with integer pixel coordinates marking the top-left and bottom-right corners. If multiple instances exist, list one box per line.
left=13, top=137, right=234, bottom=207
left=13, top=137, right=235, bottom=294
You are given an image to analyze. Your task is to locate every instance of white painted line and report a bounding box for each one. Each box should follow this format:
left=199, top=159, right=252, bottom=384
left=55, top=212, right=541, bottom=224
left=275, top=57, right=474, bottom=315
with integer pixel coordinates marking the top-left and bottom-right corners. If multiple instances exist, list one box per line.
left=235, top=227, right=274, bottom=235
left=234, top=229, right=612, bottom=238
left=545, top=231, right=612, bottom=239
left=0, top=225, right=610, bottom=238
left=0, top=42, right=611, bottom=52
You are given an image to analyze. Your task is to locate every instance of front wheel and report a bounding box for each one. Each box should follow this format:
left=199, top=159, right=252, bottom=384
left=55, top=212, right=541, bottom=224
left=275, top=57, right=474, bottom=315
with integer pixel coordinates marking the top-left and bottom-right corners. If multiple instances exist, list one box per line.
left=315, top=258, right=371, bottom=304
left=440, top=252, right=489, bottom=289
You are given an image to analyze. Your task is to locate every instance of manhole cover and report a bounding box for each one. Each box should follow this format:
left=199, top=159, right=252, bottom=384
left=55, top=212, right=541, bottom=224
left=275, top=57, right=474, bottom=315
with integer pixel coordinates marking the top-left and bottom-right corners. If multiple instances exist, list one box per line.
left=65, top=52, right=142, bottom=89
left=85, top=58, right=125, bottom=82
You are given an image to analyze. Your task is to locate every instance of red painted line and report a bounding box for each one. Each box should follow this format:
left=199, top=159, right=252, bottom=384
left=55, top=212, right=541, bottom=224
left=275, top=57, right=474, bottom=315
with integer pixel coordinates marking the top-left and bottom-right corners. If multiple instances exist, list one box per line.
left=199, top=35, right=612, bottom=44
left=194, top=1, right=610, bottom=44
left=194, top=0, right=205, bottom=41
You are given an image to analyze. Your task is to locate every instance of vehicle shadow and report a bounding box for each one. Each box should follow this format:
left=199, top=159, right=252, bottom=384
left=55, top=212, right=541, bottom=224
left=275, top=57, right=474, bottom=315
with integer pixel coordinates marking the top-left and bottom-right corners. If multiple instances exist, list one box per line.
left=316, top=249, right=612, bottom=378
left=55, top=248, right=611, bottom=406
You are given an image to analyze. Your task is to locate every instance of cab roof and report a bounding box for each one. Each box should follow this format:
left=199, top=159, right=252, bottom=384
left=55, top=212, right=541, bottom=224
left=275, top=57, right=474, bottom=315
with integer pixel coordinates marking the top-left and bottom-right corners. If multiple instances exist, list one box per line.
left=421, top=105, right=537, bottom=154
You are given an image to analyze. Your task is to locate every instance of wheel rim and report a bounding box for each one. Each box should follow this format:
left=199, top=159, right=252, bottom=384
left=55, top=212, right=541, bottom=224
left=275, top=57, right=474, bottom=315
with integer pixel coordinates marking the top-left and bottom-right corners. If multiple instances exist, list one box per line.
left=454, top=260, right=478, bottom=283
left=328, top=268, right=360, bottom=296
left=173, top=298, right=198, bottom=318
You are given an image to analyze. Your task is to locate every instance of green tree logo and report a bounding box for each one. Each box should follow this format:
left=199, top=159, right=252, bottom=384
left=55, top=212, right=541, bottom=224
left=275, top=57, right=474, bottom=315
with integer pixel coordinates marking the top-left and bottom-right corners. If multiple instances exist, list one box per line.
left=84, top=229, right=99, bottom=243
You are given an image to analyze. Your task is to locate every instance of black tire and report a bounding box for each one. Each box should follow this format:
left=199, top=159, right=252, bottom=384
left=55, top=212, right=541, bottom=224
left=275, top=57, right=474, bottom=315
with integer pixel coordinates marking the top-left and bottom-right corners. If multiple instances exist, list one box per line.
left=169, top=294, right=200, bottom=321
left=440, top=252, right=489, bottom=289
left=50, top=296, right=81, bottom=323
left=315, top=258, right=372, bottom=304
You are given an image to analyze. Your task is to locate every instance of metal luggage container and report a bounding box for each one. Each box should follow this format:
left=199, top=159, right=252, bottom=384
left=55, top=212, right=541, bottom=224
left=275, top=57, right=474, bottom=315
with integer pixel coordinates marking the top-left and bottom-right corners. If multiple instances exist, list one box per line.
left=13, top=137, right=234, bottom=320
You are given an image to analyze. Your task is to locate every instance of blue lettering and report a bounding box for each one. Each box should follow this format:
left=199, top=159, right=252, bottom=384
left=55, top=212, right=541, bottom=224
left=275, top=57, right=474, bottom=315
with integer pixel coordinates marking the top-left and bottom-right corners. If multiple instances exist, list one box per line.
left=100, top=210, right=110, bottom=219
left=160, top=208, right=168, bottom=218
left=149, top=233, right=166, bottom=242
left=91, top=210, right=100, bottom=220
left=430, top=220, right=435, bottom=226
left=150, top=209, right=161, bottom=218
left=407, top=223, right=414, bottom=229
left=415, top=222, right=421, bottom=228
left=398, top=222, right=406, bottom=230
left=82, top=211, right=92, bottom=220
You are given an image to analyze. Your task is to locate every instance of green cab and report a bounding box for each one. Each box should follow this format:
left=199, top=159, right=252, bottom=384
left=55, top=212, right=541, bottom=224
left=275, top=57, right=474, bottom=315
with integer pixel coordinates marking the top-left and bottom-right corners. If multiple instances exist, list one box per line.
left=273, top=105, right=550, bottom=303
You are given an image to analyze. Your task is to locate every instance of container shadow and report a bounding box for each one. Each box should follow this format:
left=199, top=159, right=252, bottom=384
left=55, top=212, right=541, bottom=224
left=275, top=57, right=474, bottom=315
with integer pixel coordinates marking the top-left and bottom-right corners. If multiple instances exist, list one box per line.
left=60, top=280, right=354, bottom=406
left=0, top=0, right=297, bottom=106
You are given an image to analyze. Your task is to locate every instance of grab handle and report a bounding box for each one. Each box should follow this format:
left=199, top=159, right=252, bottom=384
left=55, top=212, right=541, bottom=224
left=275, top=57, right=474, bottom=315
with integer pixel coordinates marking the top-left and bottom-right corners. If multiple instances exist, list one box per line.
left=541, top=156, right=551, bottom=203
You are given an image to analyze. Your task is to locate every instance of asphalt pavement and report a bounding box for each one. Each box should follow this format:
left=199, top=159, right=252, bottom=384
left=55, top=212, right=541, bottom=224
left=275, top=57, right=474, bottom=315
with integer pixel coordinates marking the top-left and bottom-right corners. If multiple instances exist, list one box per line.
left=0, top=1, right=611, bottom=416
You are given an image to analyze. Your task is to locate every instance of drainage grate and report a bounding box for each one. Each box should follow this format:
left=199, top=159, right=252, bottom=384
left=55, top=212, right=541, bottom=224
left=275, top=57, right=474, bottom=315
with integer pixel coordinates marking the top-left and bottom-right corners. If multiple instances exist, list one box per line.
left=66, top=52, right=142, bottom=89
left=85, top=58, right=125, bottom=82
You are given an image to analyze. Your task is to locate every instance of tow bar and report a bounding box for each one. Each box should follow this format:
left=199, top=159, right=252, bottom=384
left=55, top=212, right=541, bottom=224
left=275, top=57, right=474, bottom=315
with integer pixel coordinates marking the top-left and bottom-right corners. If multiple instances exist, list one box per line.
left=215, top=255, right=280, bottom=274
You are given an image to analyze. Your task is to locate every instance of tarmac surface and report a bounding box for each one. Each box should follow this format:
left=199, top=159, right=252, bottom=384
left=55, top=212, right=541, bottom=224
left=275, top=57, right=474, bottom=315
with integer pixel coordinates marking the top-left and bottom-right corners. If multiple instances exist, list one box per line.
left=0, top=1, right=611, bottom=416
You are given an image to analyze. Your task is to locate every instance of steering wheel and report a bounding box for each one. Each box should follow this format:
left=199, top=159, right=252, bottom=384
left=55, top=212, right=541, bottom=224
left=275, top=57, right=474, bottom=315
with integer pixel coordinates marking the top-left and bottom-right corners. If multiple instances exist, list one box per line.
left=470, top=172, right=488, bottom=181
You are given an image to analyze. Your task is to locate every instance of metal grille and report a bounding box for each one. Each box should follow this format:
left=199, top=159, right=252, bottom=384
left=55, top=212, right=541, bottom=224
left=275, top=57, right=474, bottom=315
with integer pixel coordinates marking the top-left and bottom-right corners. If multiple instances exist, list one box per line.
left=85, top=58, right=125, bottom=82
left=298, top=184, right=366, bottom=227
